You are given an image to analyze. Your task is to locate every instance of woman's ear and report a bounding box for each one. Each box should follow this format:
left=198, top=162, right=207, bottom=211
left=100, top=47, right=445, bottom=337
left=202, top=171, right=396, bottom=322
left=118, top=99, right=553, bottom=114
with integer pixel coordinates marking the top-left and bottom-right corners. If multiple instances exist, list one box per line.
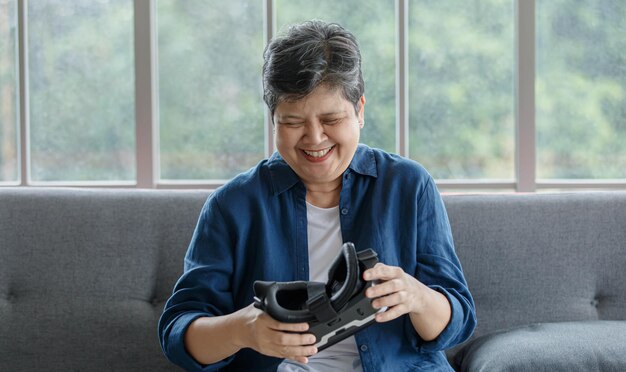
left=358, top=95, right=366, bottom=128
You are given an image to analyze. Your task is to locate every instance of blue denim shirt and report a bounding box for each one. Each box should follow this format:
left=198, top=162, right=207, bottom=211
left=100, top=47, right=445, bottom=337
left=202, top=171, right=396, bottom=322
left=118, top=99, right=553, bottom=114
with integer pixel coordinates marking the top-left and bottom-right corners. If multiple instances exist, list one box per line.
left=159, top=144, right=476, bottom=371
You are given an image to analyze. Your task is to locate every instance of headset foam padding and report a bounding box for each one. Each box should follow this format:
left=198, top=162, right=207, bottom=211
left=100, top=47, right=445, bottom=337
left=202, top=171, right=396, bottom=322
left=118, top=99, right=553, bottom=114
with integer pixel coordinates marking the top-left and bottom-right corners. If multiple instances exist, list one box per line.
left=326, top=242, right=359, bottom=311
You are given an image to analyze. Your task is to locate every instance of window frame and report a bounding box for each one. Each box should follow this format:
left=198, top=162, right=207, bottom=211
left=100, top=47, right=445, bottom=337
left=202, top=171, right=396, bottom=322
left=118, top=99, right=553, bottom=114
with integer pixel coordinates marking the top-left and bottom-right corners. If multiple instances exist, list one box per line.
left=5, top=0, right=625, bottom=191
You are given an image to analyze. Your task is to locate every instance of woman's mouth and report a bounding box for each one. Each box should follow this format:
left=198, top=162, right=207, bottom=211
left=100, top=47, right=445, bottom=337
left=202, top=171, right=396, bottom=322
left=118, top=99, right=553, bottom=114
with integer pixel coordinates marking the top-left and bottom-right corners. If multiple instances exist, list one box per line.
left=302, top=146, right=335, bottom=162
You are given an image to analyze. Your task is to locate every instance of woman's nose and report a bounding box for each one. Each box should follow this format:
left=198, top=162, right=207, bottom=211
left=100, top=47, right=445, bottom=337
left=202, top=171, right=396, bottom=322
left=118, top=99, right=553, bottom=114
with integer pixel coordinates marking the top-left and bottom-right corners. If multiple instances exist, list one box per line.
left=304, top=121, right=325, bottom=143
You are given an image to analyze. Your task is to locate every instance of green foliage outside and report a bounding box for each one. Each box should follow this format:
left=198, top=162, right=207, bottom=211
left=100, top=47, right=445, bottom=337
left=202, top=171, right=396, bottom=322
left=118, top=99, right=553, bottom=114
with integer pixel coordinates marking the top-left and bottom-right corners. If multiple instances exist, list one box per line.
left=27, top=0, right=135, bottom=181
left=536, top=0, right=626, bottom=178
left=158, top=0, right=265, bottom=180
left=0, top=0, right=624, bottom=182
left=409, top=0, right=515, bottom=179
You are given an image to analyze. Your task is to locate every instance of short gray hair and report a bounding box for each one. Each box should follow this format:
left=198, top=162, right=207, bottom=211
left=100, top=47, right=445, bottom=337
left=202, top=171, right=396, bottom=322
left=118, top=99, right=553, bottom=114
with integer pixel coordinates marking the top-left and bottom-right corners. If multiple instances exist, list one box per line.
left=262, top=20, right=365, bottom=117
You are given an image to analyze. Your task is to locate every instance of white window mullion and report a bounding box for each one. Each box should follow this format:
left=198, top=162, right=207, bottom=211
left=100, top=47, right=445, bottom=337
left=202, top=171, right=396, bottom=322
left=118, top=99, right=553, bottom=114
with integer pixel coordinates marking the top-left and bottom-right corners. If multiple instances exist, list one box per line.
left=263, top=0, right=276, bottom=158
left=515, top=0, right=536, bottom=192
left=134, top=0, right=158, bottom=188
left=17, top=0, right=30, bottom=186
left=396, top=0, right=409, bottom=157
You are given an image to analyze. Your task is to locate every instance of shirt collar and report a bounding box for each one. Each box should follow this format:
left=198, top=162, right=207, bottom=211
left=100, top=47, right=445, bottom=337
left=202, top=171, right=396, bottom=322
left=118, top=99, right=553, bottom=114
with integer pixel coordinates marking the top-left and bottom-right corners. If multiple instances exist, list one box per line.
left=267, top=144, right=378, bottom=196
left=349, top=144, right=378, bottom=178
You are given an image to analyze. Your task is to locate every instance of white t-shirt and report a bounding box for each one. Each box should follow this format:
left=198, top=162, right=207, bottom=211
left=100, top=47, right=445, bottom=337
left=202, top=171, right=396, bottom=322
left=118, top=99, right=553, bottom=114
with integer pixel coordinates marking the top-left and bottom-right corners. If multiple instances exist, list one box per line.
left=277, top=202, right=363, bottom=372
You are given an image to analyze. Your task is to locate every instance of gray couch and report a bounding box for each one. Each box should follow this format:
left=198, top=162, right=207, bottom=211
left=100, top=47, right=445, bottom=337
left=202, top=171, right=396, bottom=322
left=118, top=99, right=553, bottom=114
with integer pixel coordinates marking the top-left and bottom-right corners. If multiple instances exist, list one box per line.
left=1, top=188, right=625, bottom=371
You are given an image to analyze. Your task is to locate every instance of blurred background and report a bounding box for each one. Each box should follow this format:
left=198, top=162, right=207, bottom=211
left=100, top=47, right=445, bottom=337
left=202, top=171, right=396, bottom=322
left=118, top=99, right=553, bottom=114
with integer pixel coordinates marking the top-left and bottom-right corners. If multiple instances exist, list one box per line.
left=0, top=0, right=624, bottom=189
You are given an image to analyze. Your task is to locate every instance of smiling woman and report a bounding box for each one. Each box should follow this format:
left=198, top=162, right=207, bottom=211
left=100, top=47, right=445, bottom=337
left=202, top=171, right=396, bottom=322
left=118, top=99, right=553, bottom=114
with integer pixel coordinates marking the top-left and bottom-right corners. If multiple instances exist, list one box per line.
left=264, top=21, right=366, bottom=207
left=273, top=85, right=364, bottom=207
left=158, top=20, right=476, bottom=372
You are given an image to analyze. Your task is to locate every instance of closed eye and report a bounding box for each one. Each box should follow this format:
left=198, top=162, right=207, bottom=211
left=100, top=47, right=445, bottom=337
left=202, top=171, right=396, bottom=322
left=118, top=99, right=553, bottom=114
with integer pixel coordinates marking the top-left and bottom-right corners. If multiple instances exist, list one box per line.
left=279, top=121, right=305, bottom=127
left=322, top=118, right=341, bottom=125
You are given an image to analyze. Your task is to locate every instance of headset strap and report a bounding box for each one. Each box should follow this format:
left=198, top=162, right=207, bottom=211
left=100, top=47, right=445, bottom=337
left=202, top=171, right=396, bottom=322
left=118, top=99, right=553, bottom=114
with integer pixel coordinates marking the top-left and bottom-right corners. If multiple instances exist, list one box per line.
left=357, top=249, right=379, bottom=269
left=306, top=282, right=337, bottom=323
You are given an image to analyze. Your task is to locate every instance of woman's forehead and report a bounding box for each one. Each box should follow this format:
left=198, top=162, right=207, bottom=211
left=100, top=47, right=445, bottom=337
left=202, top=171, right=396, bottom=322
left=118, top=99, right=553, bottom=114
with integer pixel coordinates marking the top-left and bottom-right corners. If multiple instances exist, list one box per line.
left=275, top=86, right=352, bottom=118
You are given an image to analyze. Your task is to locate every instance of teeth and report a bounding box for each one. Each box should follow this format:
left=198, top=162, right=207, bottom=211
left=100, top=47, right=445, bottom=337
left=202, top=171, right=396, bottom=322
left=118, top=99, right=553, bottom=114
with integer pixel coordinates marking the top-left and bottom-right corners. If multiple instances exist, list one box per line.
left=304, top=147, right=332, bottom=158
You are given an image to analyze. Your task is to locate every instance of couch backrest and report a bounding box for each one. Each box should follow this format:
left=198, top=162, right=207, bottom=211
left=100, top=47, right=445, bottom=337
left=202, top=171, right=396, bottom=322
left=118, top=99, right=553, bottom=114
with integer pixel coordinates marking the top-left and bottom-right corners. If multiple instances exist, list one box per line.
left=444, top=192, right=626, bottom=340
left=0, top=188, right=210, bottom=371
left=2, top=188, right=625, bottom=370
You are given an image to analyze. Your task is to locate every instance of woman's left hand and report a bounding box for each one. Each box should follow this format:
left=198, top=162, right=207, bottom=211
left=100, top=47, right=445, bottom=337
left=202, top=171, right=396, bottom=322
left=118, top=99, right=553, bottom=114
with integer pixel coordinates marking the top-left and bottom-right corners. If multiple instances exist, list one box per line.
left=363, top=263, right=427, bottom=323
left=363, top=262, right=452, bottom=341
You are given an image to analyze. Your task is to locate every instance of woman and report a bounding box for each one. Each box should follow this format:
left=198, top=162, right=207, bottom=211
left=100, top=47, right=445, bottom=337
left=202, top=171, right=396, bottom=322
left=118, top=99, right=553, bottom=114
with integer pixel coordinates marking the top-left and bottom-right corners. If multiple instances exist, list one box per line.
left=159, top=20, right=476, bottom=371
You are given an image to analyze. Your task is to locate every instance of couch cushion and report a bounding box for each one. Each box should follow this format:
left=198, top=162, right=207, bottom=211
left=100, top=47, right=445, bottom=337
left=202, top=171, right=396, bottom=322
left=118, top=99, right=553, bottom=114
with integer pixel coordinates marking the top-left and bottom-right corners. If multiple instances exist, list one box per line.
left=0, top=188, right=210, bottom=371
left=453, top=321, right=626, bottom=372
left=443, top=192, right=626, bottom=339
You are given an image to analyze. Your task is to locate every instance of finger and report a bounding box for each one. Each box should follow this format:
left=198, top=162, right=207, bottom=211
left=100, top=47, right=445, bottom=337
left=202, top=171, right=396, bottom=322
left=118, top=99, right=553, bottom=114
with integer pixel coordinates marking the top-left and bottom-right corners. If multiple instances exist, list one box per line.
left=271, top=332, right=316, bottom=347
left=276, top=344, right=318, bottom=359
left=372, top=291, right=407, bottom=309
left=375, top=304, right=408, bottom=323
left=269, top=321, right=310, bottom=333
left=256, top=309, right=310, bottom=333
left=259, top=332, right=317, bottom=359
left=366, top=278, right=404, bottom=298
left=289, top=356, right=309, bottom=364
left=364, top=263, right=404, bottom=281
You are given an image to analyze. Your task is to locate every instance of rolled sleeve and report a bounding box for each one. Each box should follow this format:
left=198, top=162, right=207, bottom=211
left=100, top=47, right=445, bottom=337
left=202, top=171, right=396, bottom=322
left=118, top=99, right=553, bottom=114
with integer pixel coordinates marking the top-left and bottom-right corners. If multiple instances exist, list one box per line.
left=414, top=286, right=473, bottom=352
left=161, top=312, right=235, bottom=372
left=405, top=176, right=476, bottom=352
left=403, top=253, right=477, bottom=352
left=158, top=194, right=237, bottom=370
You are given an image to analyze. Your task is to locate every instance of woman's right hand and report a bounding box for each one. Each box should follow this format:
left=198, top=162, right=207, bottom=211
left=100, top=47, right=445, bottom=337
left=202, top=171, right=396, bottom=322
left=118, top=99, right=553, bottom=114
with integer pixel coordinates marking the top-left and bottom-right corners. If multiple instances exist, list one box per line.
left=239, top=303, right=318, bottom=364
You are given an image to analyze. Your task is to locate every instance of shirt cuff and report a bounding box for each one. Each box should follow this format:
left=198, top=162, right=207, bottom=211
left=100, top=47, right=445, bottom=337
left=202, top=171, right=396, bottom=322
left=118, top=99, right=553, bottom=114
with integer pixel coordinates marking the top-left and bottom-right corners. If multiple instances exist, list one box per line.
left=165, top=312, right=235, bottom=371
left=405, top=286, right=468, bottom=353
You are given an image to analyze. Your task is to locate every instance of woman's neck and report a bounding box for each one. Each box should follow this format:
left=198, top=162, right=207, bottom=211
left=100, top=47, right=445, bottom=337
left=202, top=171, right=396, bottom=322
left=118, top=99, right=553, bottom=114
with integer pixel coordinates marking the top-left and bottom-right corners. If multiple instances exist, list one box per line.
left=305, top=180, right=342, bottom=208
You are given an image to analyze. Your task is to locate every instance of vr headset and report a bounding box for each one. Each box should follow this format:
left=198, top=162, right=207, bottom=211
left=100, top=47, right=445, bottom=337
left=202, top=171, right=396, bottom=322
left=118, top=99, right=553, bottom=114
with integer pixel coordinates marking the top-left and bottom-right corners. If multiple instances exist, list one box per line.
left=253, top=242, right=385, bottom=351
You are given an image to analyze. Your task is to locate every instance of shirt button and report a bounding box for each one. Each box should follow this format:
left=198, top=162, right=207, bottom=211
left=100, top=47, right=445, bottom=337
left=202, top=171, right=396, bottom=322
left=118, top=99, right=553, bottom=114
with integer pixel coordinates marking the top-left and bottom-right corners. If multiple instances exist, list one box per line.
left=341, top=208, right=349, bottom=215
left=360, top=345, right=368, bottom=352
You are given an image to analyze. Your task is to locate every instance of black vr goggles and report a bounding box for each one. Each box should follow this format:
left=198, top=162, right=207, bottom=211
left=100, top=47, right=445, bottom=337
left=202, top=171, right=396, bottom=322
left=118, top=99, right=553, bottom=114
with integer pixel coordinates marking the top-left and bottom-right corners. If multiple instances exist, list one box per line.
left=253, top=242, right=385, bottom=351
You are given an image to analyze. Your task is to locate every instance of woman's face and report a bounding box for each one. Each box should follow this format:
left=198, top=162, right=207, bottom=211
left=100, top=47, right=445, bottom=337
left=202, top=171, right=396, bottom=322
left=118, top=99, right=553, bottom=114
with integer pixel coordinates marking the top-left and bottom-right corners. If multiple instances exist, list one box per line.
left=274, top=84, right=365, bottom=190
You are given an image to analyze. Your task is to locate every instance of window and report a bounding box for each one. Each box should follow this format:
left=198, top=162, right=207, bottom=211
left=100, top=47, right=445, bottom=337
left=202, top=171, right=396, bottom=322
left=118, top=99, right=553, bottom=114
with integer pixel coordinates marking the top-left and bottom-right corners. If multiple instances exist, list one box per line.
left=409, top=0, right=515, bottom=180
left=28, top=0, right=135, bottom=182
left=536, top=0, right=626, bottom=179
left=157, top=0, right=264, bottom=180
left=6, top=0, right=626, bottom=190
